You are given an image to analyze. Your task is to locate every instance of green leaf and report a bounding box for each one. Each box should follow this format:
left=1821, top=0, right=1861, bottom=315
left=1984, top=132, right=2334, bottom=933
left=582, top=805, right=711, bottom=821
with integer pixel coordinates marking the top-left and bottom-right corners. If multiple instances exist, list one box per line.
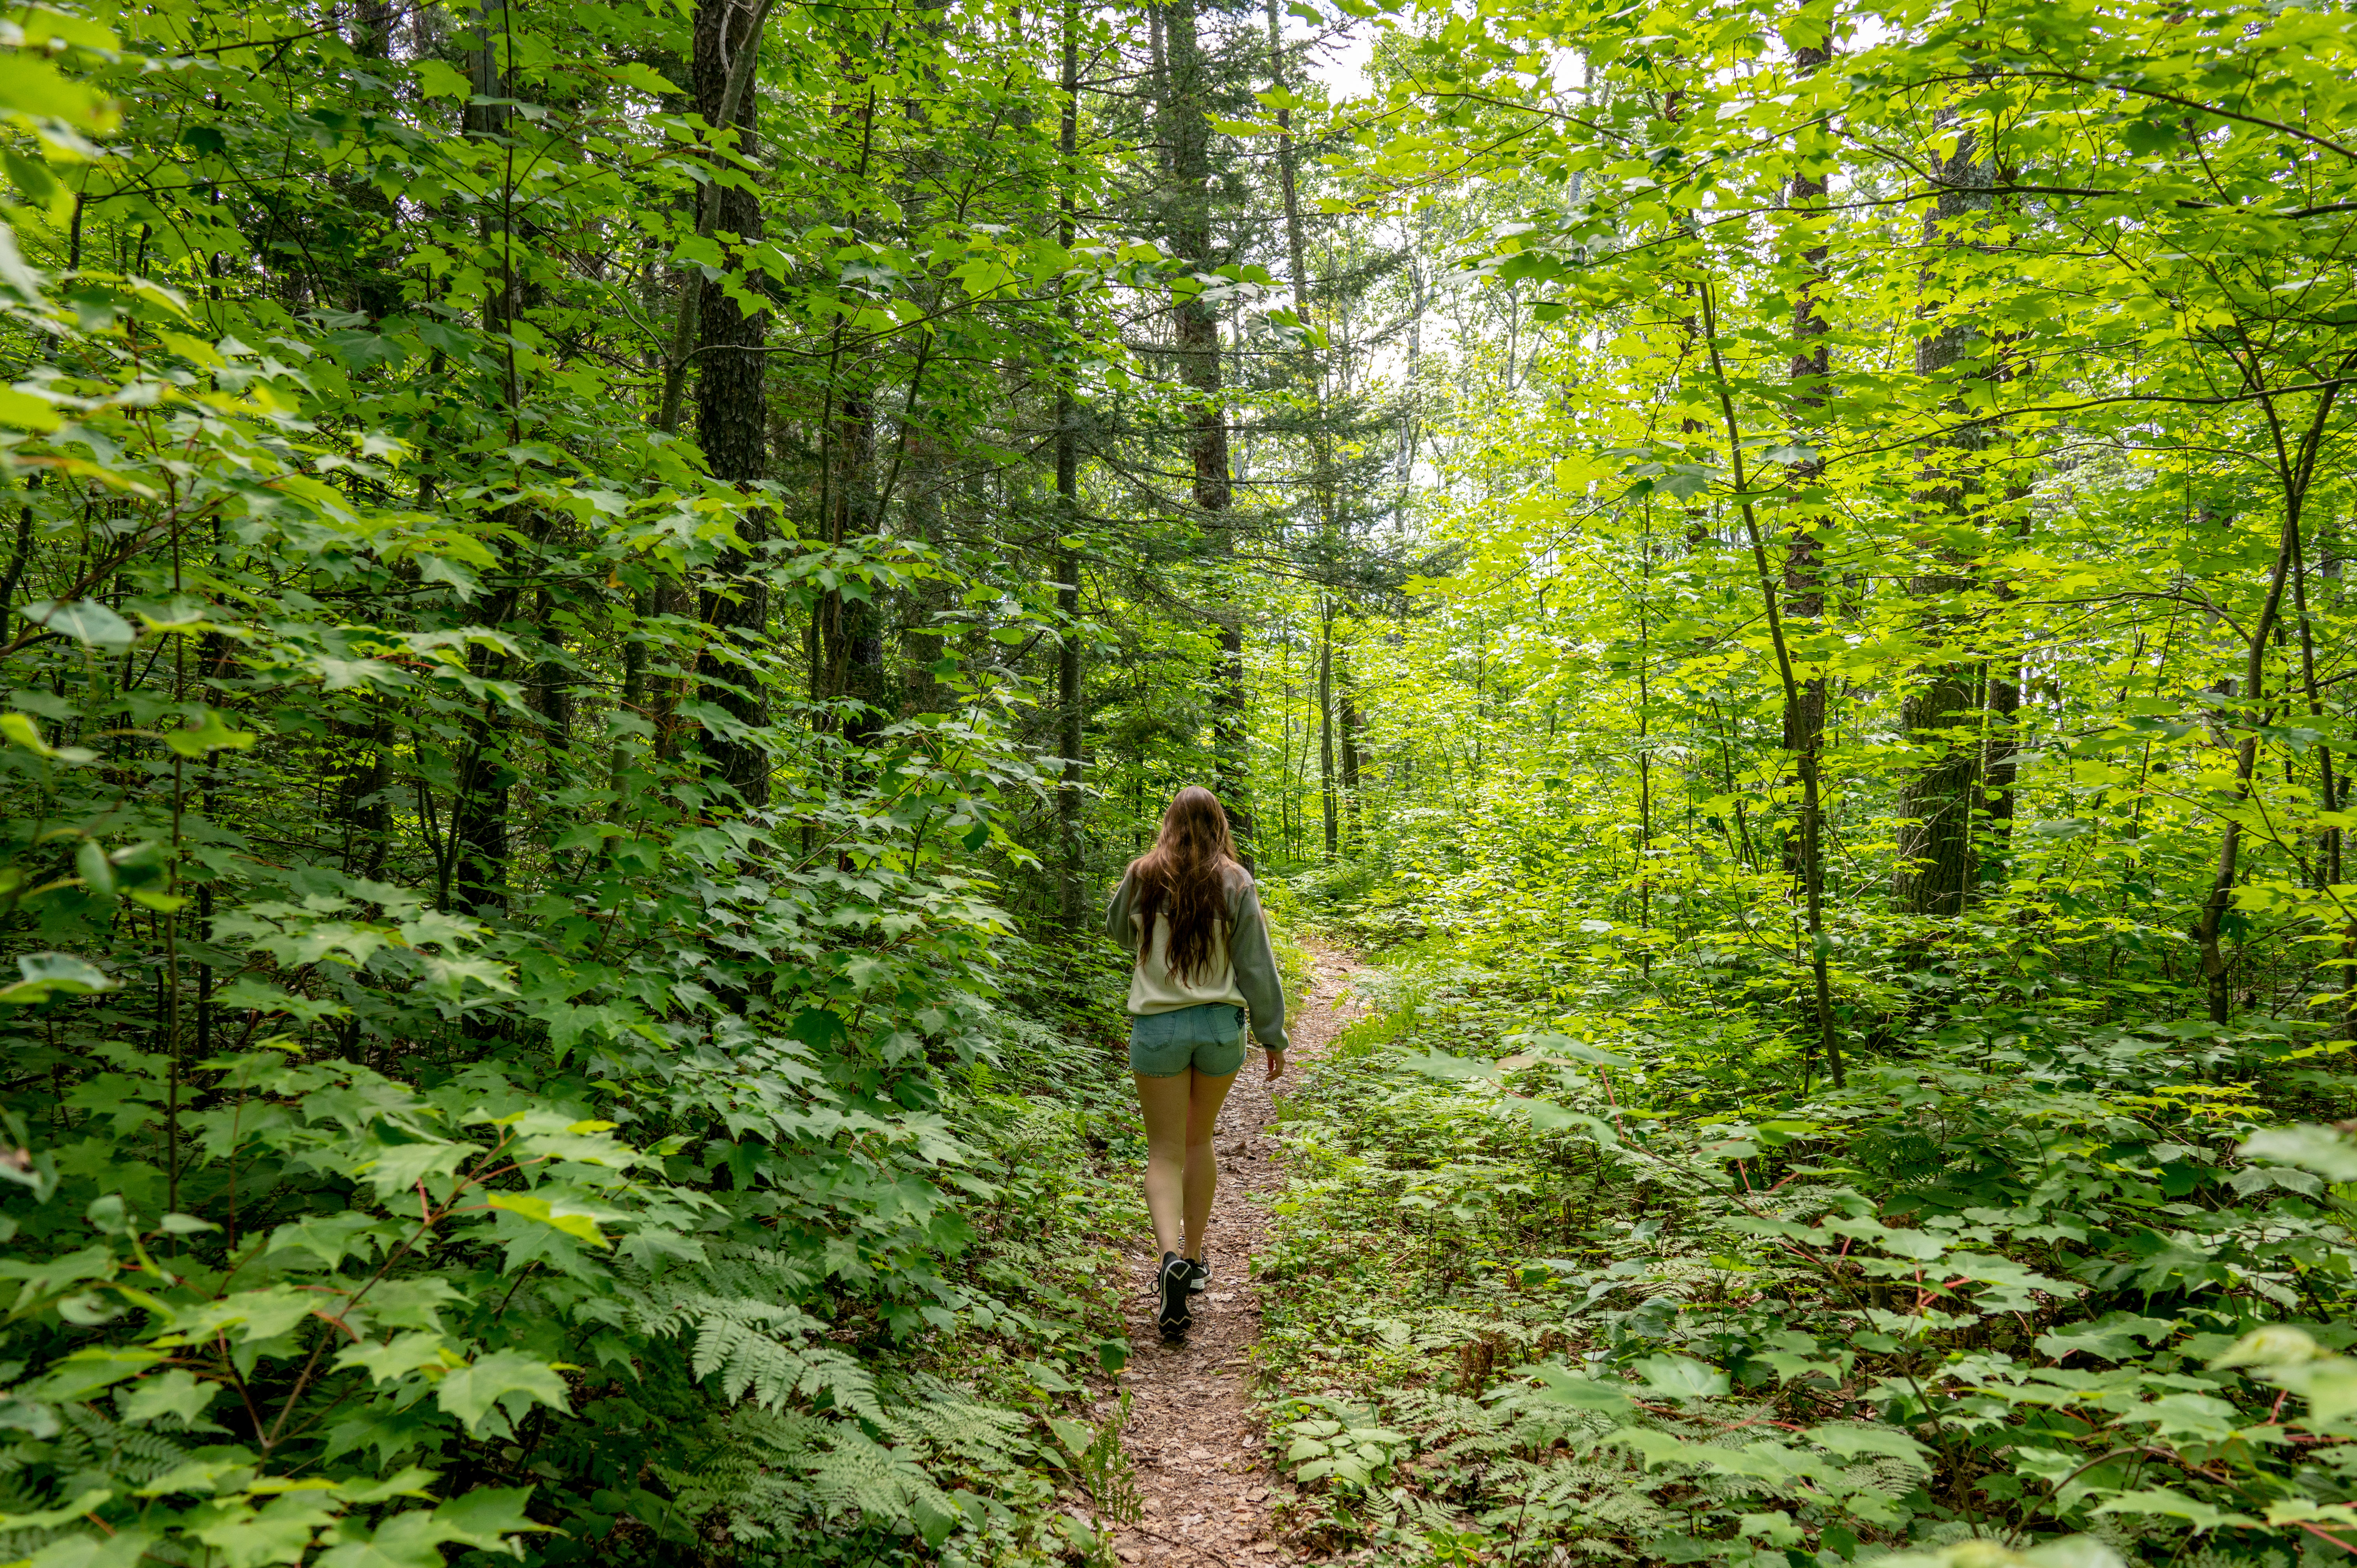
left=1517, top=1032, right=1636, bottom=1068
left=2241, top=1125, right=2357, bottom=1182
left=2090, top=1487, right=2258, bottom=1532
left=165, top=1285, right=324, bottom=1344
left=192, top=1490, right=341, bottom=1568
left=0, top=952, right=117, bottom=1003
left=2037, top=1312, right=2180, bottom=1363
left=117, top=1368, right=221, bottom=1425
left=22, top=1532, right=157, bottom=1568
left=1633, top=1353, right=1729, bottom=1400
left=333, top=1331, right=457, bottom=1385
left=1399, top=1048, right=1497, bottom=1081
left=1524, top=1364, right=1635, bottom=1416
left=25, top=1347, right=163, bottom=1401
left=1806, top=1422, right=1933, bottom=1471
left=162, top=708, right=258, bottom=757
left=427, top=1487, right=548, bottom=1548
left=487, top=1191, right=611, bottom=1247
left=2211, top=1323, right=2320, bottom=1368
left=25, top=599, right=136, bottom=649
left=414, top=59, right=473, bottom=99
left=2260, top=1354, right=2357, bottom=1423
left=75, top=838, right=112, bottom=895
left=788, top=1008, right=847, bottom=1051
left=0, top=386, right=60, bottom=429
left=0, top=53, right=115, bottom=130
left=1045, top=1416, right=1096, bottom=1457
left=436, top=1351, right=572, bottom=1432
left=1872, top=1537, right=2127, bottom=1568
left=1527, top=1100, right=1620, bottom=1143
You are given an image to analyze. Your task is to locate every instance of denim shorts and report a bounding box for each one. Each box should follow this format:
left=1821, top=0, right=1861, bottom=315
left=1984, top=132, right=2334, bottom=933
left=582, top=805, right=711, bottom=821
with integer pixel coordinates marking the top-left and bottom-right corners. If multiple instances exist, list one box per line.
left=1129, top=1003, right=1247, bottom=1078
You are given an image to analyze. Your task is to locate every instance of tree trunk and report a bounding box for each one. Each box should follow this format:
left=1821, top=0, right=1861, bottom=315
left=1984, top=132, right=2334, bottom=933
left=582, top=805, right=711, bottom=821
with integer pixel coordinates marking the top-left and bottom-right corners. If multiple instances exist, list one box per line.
left=451, top=654, right=512, bottom=916
left=1339, top=663, right=1362, bottom=846
left=1892, top=122, right=1992, bottom=917
left=1780, top=28, right=1830, bottom=881
left=822, top=390, right=885, bottom=746
left=1318, top=601, right=1336, bottom=858
left=1264, top=0, right=1336, bottom=863
left=335, top=707, right=391, bottom=881
left=1162, top=0, right=1250, bottom=853
left=691, top=0, right=772, bottom=805
left=1057, top=6, right=1086, bottom=929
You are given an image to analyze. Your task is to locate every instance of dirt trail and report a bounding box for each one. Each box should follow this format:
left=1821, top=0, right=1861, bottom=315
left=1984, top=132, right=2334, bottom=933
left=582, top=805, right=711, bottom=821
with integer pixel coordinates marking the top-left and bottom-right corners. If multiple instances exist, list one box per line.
left=1101, top=945, right=1363, bottom=1567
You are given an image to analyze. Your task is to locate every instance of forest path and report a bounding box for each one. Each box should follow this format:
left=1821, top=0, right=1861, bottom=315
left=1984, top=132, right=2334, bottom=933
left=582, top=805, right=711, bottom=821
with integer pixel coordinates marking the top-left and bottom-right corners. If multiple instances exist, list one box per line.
left=1102, top=943, right=1365, bottom=1566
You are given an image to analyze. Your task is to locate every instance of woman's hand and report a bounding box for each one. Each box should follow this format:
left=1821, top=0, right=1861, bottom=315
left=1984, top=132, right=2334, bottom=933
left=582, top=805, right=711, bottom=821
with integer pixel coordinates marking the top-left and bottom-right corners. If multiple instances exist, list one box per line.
left=1265, top=1047, right=1286, bottom=1081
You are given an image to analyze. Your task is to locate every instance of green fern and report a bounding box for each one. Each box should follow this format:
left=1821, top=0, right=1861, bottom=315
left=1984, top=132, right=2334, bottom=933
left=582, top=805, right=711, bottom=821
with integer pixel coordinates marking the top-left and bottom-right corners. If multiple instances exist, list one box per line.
left=876, top=1374, right=1026, bottom=1464
left=622, top=1268, right=887, bottom=1424
left=799, top=1424, right=958, bottom=1526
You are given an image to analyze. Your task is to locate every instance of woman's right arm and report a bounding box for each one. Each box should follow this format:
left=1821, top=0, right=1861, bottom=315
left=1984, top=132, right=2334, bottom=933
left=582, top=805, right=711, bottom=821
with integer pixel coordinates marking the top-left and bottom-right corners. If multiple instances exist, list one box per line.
left=1103, top=869, right=1140, bottom=952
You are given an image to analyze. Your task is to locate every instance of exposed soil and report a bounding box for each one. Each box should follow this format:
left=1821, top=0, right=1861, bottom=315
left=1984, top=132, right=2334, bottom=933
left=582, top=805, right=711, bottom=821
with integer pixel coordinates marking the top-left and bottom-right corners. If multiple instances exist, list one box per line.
left=1100, top=945, right=1363, bottom=1567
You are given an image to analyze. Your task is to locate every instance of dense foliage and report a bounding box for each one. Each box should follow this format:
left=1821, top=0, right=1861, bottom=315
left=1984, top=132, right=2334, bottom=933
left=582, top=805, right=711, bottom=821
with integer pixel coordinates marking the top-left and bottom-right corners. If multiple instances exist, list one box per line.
left=4, top=0, right=2357, bottom=1561
left=1234, top=0, right=2357, bottom=1563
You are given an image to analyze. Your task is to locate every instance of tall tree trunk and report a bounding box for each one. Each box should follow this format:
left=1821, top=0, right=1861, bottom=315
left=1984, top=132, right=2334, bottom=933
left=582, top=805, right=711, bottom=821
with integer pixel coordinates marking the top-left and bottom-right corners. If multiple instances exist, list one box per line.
left=335, top=707, right=391, bottom=881
left=1780, top=28, right=1831, bottom=883
left=448, top=4, right=516, bottom=911
left=1056, top=5, right=1086, bottom=928
left=691, top=0, right=772, bottom=805
left=1318, top=602, right=1336, bottom=858
left=822, top=390, right=884, bottom=746
left=1339, top=662, right=1362, bottom=845
left=353, top=0, right=396, bottom=59
left=1979, top=479, right=2033, bottom=872
left=1892, top=120, right=1992, bottom=917
left=1263, top=0, right=1336, bottom=862
left=1162, top=0, right=1249, bottom=853
left=451, top=654, right=512, bottom=916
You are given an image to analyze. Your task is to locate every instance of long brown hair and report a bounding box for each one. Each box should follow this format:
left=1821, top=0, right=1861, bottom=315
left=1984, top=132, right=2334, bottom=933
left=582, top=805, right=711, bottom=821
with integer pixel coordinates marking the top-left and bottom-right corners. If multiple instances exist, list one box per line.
left=1127, top=786, right=1242, bottom=983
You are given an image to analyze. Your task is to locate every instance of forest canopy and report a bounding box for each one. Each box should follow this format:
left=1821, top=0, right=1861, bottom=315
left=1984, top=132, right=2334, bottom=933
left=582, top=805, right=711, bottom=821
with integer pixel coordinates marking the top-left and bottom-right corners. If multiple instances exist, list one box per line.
left=2, top=0, right=2357, bottom=1562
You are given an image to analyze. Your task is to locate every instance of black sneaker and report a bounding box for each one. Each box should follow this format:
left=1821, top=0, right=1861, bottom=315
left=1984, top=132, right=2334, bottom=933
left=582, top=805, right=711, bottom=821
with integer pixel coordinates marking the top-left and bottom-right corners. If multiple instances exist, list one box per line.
left=1156, top=1252, right=1192, bottom=1340
left=1185, top=1252, right=1210, bottom=1294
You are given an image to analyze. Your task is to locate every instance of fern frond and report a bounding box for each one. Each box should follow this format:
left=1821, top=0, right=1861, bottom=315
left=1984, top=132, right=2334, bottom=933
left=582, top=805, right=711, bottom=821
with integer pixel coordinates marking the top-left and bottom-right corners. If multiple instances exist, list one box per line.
left=800, top=1425, right=956, bottom=1529
left=875, top=1375, right=1024, bottom=1464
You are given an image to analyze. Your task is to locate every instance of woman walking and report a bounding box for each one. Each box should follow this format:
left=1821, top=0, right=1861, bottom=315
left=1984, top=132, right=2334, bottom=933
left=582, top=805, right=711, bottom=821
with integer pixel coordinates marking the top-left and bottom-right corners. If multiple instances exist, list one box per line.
left=1105, top=786, right=1288, bottom=1342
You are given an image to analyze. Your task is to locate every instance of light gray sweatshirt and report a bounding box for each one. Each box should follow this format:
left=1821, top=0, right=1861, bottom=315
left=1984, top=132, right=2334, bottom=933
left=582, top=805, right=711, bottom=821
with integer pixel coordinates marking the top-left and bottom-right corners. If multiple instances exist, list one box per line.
left=1104, top=863, right=1290, bottom=1052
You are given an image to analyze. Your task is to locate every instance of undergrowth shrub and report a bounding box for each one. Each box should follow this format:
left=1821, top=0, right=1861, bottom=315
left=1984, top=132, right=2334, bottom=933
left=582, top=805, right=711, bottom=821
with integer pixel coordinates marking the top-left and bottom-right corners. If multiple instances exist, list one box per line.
left=1254, top=947, right=2357, bottom=1568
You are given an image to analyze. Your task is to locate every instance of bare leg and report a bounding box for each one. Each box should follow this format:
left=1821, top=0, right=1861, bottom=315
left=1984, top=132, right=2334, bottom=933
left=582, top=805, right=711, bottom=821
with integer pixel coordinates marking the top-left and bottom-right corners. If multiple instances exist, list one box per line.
left=1134, top=1070, right=1193, bottom=1256
left=1182, top=1067, right=1240, bottom=1260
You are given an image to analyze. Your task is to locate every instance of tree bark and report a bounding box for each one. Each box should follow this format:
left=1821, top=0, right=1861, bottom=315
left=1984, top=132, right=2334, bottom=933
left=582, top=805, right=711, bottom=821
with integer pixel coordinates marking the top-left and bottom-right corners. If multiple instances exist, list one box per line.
left=451, top=654, right=512, bottom=916
left=1780, top=29, right=1831, bottom=881
left=1263, top=0, right=1336, bottom=862
left=691, top=0, right=772, bottom=805
left=1339, top=663, right=1362, bottom=845
left=1057, top=6, right=1086, bottom=929
left=822, top=390, right=885, bottom=747
left=1318, top=602, right=1336, bottom=858
left=1161, top=0, right=1250, bottom=853
left=1892, top=122, right=1992, bottom=917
